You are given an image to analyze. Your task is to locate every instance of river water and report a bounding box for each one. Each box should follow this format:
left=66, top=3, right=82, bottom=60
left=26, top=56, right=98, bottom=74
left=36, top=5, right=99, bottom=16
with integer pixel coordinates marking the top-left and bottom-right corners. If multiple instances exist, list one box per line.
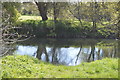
left=12, top=38, right=118, bottom=66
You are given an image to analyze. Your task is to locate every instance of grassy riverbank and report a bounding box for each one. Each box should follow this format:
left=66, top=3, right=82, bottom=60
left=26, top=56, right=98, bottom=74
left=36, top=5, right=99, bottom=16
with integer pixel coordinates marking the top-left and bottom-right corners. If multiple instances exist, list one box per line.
left=1, top=55, right=118, bottom=78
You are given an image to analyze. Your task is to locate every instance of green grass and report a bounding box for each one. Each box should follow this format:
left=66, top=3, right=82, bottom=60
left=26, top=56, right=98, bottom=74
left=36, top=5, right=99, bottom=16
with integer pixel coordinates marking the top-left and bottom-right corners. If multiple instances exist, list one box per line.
left=18, top=15, right=53, bottom=21
left=0, top=57, right=2, bottom=79
left=1, top=55, right=118, bottom=78
left=18, top=15, right=42, bottom=21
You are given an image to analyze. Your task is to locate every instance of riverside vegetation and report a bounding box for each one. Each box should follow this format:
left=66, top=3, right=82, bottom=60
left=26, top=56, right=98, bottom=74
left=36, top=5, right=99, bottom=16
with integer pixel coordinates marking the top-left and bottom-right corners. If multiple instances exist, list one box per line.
left=1, top=55, right=118, bottom=78
left=15, top=16, right=117, bottom=39
left=2, top=2, right=119, bottom=39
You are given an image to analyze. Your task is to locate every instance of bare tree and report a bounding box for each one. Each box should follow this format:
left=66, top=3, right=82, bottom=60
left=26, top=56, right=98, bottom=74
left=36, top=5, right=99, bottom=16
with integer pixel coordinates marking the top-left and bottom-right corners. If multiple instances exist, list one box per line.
left=0, top=2, right=31, bottom=56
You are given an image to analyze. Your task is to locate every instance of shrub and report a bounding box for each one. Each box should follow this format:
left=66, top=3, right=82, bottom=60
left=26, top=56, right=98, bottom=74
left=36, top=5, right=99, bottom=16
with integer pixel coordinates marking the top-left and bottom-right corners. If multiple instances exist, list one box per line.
left=17, top=20, right=116, bottom=39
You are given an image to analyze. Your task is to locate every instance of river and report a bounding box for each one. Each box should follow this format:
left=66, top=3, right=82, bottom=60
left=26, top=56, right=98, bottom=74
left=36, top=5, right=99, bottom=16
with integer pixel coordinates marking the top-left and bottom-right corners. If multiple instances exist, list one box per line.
left=11, top=38, right=118, bottom=66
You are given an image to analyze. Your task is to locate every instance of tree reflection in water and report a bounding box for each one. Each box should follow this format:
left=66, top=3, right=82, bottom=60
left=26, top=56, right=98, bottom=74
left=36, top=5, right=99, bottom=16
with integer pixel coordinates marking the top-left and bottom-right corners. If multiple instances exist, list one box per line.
left=14, top=39, right=118, bottom=66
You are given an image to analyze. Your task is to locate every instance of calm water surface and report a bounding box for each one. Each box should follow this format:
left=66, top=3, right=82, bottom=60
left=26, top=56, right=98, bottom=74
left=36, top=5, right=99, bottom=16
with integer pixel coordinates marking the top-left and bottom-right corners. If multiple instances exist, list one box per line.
left=12, top=38, right=118, bottom=66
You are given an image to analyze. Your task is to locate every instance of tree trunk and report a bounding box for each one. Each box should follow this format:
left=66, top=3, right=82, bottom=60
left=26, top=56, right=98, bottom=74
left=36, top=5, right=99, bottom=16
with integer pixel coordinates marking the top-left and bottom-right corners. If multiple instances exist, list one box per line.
left=118, top=41, right=120, bottom=58
left=35, top=2, right=48, bottom=21
left=92, top=20, right=97, bottom=32
left=117, top=1, right=120, bottom=39
left=36, top=44, right=43, bottom=60
left=92, top=2, right=98, bottom=32
left=75, top=45, right=82, bottom=64
left=43, top=46, right=49, bottom=62
left=77, top=2, right=83, bottom=27
left=53, top=2, right=60, bottom=24
left=88, top=45, right=95, bottom=62
left=0, top=2, right=3, bottom=55
left=53, top=2, right=57, bottom=22
left=0, top=29, right=3, bottom=55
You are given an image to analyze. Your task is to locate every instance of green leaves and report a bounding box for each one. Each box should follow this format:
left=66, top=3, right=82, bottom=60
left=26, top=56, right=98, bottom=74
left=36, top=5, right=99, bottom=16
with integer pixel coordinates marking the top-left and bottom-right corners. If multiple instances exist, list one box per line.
left=3, top=2, right=21, bottom=23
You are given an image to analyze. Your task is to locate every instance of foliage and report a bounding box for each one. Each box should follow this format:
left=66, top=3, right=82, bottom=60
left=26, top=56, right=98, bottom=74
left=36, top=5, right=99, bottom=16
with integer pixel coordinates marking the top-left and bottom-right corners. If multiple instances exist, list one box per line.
left=2, top=2, right=118, bottom=39
left=2, top=2, right=21, bottom=23
left=16, top=18, right=117, bottom=39
left=19, top=2, right=39, bottom=16
left=18, top=16, right=41, bottom=21
left=1, top=55, right=118, bottom=78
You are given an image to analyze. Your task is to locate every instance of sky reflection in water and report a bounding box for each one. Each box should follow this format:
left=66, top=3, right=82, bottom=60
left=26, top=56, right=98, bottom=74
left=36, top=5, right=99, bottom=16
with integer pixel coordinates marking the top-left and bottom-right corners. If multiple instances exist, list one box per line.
left=14, top=45, right=112, bottom=66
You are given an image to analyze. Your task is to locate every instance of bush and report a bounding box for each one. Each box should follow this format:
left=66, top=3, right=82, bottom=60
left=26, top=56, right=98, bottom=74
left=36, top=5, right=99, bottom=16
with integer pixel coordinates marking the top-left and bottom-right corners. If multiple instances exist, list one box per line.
left=17, top=20, right=116, bottom=39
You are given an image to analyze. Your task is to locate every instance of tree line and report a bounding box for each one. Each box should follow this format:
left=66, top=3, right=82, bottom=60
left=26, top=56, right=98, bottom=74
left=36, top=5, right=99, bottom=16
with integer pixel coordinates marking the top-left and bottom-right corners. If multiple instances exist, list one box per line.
left=0, top=1, right=120, bottom=42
